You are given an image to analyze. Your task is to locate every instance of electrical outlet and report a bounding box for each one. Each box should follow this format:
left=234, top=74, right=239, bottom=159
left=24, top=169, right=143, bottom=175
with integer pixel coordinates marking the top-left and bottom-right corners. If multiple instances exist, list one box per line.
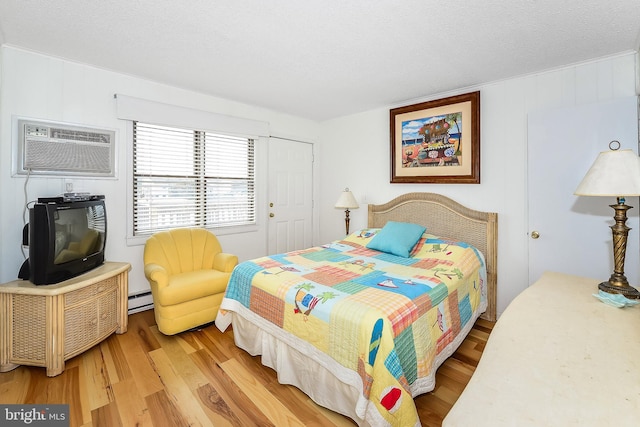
left=65, top=182, right=73, bottom=192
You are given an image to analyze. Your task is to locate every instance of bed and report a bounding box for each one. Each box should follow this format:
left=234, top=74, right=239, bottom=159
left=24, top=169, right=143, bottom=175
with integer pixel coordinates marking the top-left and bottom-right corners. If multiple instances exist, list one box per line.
left=215, top=192, right=497, bottom=426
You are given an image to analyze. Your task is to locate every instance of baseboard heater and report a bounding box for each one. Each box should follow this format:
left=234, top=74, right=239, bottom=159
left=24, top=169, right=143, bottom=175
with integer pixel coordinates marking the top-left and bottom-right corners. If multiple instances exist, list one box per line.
left=128, top=291, right=154, bottom=314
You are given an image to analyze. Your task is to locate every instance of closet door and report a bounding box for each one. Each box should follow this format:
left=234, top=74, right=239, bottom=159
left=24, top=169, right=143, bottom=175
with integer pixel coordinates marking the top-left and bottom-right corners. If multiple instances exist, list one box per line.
left=267, top=138, right=314, bottom=254
left=527, top=96, right=639, bottom=286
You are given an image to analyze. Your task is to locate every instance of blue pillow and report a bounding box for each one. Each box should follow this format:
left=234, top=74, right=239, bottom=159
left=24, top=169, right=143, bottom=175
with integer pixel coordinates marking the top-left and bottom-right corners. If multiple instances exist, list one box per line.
left=366, top=221, right=426, bottom=257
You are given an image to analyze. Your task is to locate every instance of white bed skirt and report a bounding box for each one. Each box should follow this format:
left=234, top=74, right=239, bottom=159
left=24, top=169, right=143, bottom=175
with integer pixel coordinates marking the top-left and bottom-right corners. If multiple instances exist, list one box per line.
left=217, top=301, right=376, bottom=426
left=216, top=297, right=486, bottom=427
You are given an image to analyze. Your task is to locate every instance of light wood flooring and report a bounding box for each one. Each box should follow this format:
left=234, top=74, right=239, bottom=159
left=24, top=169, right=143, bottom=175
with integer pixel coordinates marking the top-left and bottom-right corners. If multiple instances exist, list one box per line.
left=0, top=309, right=493, bottom=426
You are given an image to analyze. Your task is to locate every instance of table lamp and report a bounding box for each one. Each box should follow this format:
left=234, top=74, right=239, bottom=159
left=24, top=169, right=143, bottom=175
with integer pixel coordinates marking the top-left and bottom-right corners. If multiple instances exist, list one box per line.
left=335, top=188, right=359, bottom=235
left=574, top=142, right=640, bottom=299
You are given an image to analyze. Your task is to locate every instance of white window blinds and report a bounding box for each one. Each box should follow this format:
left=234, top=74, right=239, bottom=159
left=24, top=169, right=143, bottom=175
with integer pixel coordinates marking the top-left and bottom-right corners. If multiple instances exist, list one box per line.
left=133, top=122, right=255, bottom=235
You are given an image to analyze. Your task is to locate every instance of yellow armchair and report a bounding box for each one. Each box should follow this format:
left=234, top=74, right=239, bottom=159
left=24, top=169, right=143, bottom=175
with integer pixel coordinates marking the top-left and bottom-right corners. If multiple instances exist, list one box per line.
left=143, top=228, right=238, bottom=335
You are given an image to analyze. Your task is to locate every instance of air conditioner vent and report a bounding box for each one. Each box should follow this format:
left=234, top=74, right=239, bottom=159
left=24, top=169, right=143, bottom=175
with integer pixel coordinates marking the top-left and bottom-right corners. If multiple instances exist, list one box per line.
left=14, top=118, right=116, bottom=177
left=49, top=127, right=112, bottom=144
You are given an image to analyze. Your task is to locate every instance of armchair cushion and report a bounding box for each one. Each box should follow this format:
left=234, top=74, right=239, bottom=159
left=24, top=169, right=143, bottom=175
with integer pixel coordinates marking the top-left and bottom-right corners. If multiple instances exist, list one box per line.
left=158, top=270, right=231, bottom=306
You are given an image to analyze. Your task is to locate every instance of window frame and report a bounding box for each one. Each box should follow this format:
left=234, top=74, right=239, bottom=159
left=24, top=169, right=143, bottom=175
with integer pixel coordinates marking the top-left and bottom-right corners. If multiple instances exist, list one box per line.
left=128, top=120, right=258, bottom=242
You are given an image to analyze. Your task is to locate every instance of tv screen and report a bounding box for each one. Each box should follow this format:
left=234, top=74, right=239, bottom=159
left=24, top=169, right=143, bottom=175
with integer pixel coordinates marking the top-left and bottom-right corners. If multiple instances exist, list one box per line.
left=52, top=203, right=106, bottom=265
left=19, top=198, right=107, bottom=285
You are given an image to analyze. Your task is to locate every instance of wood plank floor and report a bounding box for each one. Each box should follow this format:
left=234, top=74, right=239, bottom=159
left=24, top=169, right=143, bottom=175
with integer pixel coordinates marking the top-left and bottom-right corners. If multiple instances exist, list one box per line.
left=0, top=310, right=493, bottom=426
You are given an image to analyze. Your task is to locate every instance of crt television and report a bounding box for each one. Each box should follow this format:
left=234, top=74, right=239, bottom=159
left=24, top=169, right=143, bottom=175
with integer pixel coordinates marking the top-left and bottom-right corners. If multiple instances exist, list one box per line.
left=19, top=198, right=107, bottom=285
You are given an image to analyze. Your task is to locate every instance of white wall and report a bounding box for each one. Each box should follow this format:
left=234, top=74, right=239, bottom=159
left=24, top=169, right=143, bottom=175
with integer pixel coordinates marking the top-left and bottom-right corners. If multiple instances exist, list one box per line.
left=2, top=45, right=637, bottom=316
left=0, top=46, right=319, bottom=295
left=317, top=52, right=639, bottom=316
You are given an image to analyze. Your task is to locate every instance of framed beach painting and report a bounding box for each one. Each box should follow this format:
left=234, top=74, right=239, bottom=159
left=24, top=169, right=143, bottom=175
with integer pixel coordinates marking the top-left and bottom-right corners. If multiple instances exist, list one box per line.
left=390, top=91, right=480, bottom=184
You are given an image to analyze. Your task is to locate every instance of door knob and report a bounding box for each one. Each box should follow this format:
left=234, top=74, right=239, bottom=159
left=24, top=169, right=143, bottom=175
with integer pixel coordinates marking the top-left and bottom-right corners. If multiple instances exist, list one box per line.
left=530, top=231, right=540, bottom=239
left=269, top=213, right=275, bottom=218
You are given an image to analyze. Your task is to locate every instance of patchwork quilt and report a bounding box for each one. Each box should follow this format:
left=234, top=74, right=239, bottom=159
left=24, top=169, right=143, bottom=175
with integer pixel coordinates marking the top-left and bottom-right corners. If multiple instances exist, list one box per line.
left=217, top=229, right=487, bottom=426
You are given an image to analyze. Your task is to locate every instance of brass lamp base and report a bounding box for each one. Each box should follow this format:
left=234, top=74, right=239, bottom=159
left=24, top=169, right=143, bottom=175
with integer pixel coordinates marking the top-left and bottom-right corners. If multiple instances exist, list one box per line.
left=598, top=197, right=640, bottom=300
left=344, top=208, right=351, bottom=235
left=598, top=280, right=640, bottom=299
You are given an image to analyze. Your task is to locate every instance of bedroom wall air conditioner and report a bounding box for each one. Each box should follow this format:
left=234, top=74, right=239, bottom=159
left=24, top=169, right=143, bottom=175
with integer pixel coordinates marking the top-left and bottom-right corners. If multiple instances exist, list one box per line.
left=14, top=118, right=116, bottom=177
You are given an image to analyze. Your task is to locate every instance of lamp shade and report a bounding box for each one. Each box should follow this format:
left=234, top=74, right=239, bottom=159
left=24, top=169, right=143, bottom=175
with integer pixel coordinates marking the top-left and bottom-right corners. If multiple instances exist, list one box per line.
left=335, top=188, right=359, bottom=209
left=575, top=149, right=640, bottom=197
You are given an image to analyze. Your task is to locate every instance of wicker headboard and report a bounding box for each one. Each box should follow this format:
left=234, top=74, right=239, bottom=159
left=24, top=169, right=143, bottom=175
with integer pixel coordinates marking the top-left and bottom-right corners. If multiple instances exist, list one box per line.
left=368, top=192, right=498, bottom=321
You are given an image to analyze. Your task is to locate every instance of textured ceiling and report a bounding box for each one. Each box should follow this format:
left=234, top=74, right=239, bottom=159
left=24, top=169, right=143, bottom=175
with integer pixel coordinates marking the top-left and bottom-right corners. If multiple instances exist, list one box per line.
left=0, top=1, right=639, bottom=121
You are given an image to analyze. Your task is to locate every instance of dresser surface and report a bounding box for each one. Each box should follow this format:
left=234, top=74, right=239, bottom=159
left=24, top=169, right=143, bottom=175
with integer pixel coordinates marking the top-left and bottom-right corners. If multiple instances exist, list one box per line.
left=443, top=271, right=640, bottom=427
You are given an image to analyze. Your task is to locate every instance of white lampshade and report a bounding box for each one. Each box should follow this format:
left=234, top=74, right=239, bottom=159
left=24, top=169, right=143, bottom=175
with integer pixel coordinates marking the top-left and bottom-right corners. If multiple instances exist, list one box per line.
left=335, top=188, right=359, bottom=209
left=575, top=149, right=640, bottom=197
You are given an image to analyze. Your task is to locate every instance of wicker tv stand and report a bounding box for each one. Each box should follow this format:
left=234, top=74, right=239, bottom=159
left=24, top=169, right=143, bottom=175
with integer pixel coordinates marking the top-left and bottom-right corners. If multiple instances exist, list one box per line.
left=0, top=262, right=130, bottom=377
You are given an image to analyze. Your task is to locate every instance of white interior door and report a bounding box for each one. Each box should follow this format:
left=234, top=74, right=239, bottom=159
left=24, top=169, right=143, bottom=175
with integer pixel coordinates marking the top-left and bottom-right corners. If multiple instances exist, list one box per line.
left=267, top=138, right=313, bottom=254
left=527, top=96, right=639, bottom=286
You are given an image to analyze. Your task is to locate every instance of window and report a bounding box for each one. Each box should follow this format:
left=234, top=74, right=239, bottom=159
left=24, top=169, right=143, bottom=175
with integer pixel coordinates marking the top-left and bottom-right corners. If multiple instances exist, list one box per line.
left=133, top=122, right=255, bottom=235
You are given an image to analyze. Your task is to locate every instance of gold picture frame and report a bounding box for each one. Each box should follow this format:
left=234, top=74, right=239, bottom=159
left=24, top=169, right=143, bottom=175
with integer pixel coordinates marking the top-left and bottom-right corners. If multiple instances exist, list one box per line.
left=390, top=91, right=480, bottom=184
